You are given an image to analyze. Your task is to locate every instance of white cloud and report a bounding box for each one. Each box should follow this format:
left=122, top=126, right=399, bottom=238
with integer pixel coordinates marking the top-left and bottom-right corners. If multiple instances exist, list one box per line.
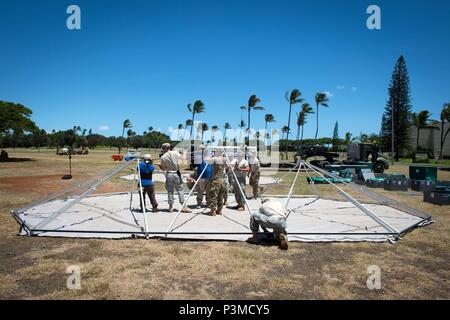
left=336, top=85, right=345, bottom=90
left=324, top=91, right=334, bottom=97
left=351, top=86, right=358, bottom=92
left=99, top=125, right=110, bottom=131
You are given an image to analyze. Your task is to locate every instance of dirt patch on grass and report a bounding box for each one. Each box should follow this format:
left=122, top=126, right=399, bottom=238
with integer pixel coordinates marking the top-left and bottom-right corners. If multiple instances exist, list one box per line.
left=0, top=175, right=72, bottom=196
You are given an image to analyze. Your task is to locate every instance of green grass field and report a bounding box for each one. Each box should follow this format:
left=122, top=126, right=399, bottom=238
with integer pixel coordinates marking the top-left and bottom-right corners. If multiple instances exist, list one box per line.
left=0, top=149, right=449, bottom=299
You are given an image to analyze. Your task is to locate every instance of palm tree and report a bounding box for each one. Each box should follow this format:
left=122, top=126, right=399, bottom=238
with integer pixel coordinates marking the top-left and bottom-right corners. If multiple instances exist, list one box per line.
left=344, top=132, right=355, bottom=145
left=281, top=126, right=290, bottom=145
left=296, top=103, right=314, bottom=145
left=285, top=90, right=303, bottom=157
left=314, top=92, right=330, bottom=141
left=238, top=120, right=246, bottom=143
left=211, top=125, right=219, bottom=143
left=187, top=100, right=205, bottom=140
left=126, top=129, right=136, bottom=151
left=201, top=123, right=209, bottom=143
left=240, top=95, right=264, bottom=145
left=119, top=119, right=132, bottom=154
left=440, top=103, right=450, bottom=161
left=412, top=110, right=432, bottom=149
left=177, top=124, right=184, bottom=141
left=223, top=122, right=231, bottom=145
left=184, top=119, right=193, bottom=140
left=264, top=114, right=276, bottom=148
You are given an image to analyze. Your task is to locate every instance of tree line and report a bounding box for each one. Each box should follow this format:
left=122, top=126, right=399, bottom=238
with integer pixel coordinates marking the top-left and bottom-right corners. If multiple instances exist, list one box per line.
left=0, top=102, right=171, bottom=152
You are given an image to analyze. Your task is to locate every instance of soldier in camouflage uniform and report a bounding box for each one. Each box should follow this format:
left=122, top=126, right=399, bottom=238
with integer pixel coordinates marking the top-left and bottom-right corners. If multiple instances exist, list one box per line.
left=222, top=167, right=230, bottom=205
left=205, top=149, right=226, bottom=216
left=230, top=152, right=249, bottom=211
left=248, top=152, right=261, bottom=199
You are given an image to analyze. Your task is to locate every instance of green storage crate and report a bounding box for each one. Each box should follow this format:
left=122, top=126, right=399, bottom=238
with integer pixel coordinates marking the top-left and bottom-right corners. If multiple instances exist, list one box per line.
left=424, top=189, right=450, bottom=205
left=411, top=179, right=435, bottom=192
left=409, top=166, right=437, bottom=181
left=306, top=177, right=351, bottom=184
left=366, top=178, right=385, bottom=188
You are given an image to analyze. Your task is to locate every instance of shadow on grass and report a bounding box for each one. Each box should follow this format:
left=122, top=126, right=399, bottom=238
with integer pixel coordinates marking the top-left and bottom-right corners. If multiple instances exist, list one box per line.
left=0, top=157, right=36, bottom=163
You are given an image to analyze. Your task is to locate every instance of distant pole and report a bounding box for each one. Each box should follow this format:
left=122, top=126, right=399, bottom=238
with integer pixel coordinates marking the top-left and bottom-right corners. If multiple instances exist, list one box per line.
left=391, top=100, right=395, bottom=165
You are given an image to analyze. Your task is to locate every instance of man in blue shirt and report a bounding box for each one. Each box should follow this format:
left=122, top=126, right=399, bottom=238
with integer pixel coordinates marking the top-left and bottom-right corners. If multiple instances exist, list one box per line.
left=138, top=154, right=158, bottom=212
left=194, top=145, right=212, bottom=208
left=195, top=158, right=213, bottom=208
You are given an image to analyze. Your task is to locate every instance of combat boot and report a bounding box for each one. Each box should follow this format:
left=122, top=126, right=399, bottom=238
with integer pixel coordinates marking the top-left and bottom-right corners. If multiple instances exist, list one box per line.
left=181, top=206, right=192, bottom=213
left=279, top=234, right=289, bottom=250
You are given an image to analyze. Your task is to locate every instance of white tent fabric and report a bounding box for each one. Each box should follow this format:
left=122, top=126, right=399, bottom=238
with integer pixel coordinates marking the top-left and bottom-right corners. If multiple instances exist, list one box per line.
left=10, top=158, right=432, bottom=243
left=16, top=193, right=425, bottom=242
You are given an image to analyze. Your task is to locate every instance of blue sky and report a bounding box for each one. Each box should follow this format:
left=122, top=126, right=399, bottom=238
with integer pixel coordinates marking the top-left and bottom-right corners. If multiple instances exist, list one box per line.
left=1, top=0, right=449, bottom=140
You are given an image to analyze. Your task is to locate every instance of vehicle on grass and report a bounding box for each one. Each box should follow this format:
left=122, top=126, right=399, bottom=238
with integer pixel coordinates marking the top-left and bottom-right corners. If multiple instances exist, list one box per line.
left=74, top=147, right=89, bottom=155
left=124, top=149, right=141, bottom=161
left=57, top=147, right=70, bottom=155
left=294, top=143, right=389, bottom=173
left=0, top=150, right=8, bottom=162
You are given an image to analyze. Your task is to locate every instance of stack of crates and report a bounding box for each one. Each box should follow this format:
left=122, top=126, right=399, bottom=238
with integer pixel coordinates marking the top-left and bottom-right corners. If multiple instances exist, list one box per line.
left=409, top=166, right=437, bottom=192
left=366, top=177, right=385, bottom=188
left=384, top=174, right=409, bottom=191
left=424, top=181, right=450, bottom=205
left=384, top=178, right=409, bottom=191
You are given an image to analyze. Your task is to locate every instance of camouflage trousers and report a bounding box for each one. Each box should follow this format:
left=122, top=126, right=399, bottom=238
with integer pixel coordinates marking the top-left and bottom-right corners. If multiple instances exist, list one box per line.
left=222, top=175, right=229, bottom=203
left=250, top=212, right=287, bottom=238
left=249, top=172, right=260, bottom=196
left=233, top=174, right=247, bottom=207
left=207, top=178, right=225, bottom=211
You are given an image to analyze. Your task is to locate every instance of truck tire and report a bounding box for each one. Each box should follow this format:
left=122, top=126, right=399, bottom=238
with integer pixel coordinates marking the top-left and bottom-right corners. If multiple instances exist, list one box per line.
left=373, top=162, right=385, bottom=174
left=318, top=161, right=330, bottom=169
left=310, top=160, right=320, bottom=168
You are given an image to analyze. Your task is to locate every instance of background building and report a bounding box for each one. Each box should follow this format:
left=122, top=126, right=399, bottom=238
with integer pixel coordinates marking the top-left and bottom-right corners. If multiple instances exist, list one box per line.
left=408, top=122, right=450, bottom=158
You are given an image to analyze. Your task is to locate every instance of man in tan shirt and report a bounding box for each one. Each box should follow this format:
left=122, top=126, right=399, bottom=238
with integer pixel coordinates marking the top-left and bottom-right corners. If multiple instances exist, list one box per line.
left=159, top=143, right=192, bottom=213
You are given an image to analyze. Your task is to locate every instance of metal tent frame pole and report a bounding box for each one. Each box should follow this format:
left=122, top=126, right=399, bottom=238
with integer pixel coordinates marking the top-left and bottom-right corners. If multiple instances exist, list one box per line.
left=34, top=159, right=136, bottom=230
left=224, top=153, right=254, bottom=216
left=129, top=167, right=137, bottom=211
left=165, top=163, right=210, bottom=235
left=309, top=162, right=431, bottom=220
left=256, top=161, right=301, bottom=198
left=137, top=158, right=149, bottom=237
left=26, top=228, right=398, bottom=236
left=304, top=161, right=400, bottom=236
left=284, top=161, right=303, bottom=210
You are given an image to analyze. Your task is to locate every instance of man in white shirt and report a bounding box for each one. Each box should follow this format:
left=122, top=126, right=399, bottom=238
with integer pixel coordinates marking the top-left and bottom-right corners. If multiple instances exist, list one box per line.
left=247, top=199, right=289, bottom=250
left=159, top=143, right=192, bottom=213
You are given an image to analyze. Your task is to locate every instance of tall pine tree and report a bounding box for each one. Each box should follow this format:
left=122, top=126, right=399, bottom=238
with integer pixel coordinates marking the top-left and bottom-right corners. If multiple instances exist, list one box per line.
left=332, top=121, right=339, bottom=150
left=381, top=55, right=412, bottom=160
